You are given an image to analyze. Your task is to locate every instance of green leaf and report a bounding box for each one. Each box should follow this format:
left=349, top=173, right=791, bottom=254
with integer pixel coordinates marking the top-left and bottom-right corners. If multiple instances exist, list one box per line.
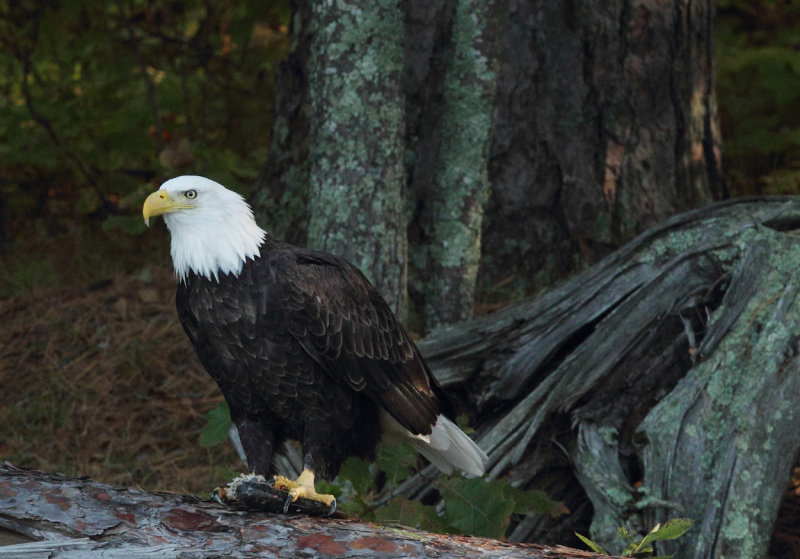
left=335, top=456, right=374, bottom=497
left=512, top=487, right=568, bottom=517
left=198, top=401, right=233, bottom=447
left=455, top=414, right=475, bottom=434
left=376, top=443, right=417, bottom=484
left=375, top=496, right=443, bottom=532
left=636, top=518, right=694, bottom=551
left=575, top=532, right=611, bottom=555
left=437, top=477, right=516, bottom=539
left=316, top=457, right=374, bottom=516
left=313, top=479, right=343, bottom=500
left=625, top=543, right=654, bottom=556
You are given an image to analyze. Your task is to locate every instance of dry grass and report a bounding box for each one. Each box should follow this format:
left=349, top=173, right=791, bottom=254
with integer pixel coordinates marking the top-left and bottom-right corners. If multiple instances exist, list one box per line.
left=0, top=266, right=242, bottom=493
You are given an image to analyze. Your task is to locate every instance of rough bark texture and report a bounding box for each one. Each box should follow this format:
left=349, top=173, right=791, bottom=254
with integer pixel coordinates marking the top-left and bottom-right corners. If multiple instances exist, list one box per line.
left=404, top=197, right=798, bottom=558
left=253, top=0, right=721, bottom=333
left=251, top=0, right=312, bottom=248
left=414, top=0, right=501, bottom=329
left=0, top=464, right=606, bottom=559
left=304, top=0, right=409, bottom=318
left=481, top=0, right=722, bottom=297
left=253, top=0, right=408, bottom=318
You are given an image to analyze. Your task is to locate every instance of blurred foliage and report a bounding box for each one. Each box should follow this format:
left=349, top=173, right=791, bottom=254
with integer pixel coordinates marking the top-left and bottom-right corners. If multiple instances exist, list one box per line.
left=0, top=0, right=289, bottom=296
left=716, top=0, right=800, bottom=196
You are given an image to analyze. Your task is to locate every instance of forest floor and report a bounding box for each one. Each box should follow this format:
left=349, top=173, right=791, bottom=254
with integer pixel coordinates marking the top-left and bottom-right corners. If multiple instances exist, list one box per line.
left=0, top=266, right=242, bottom=493
left=0, top=262, right=798, bottom=557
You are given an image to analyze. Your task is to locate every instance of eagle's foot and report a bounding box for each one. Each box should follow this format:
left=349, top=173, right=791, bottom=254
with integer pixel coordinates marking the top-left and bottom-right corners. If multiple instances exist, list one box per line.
left=272, top=469, right=336, bottom=515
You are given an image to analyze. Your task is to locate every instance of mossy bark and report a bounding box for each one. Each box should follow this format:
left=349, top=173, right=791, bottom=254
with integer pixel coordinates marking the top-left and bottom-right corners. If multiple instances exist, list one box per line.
left=254, top=0, right=721, bottom=333
left=636, top=234, right=800, bottom=558
left=253, top=0, right=408, bottom=318
left=403, top=198, right=800, bottom=557
left=416, top=0, right=501, bottom=329
left=303, top=0, right=408, bottom=319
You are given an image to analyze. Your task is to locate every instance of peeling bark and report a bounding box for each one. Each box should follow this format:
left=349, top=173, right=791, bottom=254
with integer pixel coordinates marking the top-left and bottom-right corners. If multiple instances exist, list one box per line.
left=0, top=464, right=605, bottom=559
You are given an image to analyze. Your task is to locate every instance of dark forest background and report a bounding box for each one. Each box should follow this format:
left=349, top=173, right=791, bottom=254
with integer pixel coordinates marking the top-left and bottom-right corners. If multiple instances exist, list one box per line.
left=1, top=1, right=799, bottom=304
left=2, top=0, right=800, bottom=556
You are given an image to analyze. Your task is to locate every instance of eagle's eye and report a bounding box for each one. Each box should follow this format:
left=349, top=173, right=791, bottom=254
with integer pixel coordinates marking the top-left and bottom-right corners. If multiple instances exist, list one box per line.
left=185, top=189, right=197, bottom=199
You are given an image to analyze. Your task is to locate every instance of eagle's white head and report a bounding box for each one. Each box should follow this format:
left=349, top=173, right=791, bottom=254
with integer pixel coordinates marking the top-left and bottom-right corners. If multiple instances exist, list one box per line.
left=142, top=175, right=266, bottom=282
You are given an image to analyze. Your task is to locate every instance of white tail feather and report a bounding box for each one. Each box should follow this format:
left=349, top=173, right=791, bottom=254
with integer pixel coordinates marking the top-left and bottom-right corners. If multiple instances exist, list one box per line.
left=381, top=412, right=488, bottom=477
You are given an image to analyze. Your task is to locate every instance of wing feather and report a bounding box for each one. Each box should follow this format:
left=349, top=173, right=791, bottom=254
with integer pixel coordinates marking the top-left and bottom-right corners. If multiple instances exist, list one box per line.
left=281, top=249, right=443, bottom=435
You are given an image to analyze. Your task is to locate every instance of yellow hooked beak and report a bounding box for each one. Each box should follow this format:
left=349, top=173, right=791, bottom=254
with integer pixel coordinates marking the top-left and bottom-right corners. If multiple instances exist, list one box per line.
left=142, top=190, right=194, bottom=226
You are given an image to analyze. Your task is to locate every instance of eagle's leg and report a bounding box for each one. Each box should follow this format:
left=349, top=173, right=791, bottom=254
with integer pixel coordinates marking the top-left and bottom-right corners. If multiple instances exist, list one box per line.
left=212, top=417, right=277, bottom=503
left=272, top=468, right=336, bottom=514
left=235, top=418, right=275, bottom=475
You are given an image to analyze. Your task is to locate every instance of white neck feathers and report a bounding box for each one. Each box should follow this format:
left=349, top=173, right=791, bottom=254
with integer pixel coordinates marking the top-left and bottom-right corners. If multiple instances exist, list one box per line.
left=164, top=196, right=266, bottom=282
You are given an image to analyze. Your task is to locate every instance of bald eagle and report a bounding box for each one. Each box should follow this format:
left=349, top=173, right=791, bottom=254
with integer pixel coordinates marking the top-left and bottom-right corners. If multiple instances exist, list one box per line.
left=143, top=176, right=487, bottom=512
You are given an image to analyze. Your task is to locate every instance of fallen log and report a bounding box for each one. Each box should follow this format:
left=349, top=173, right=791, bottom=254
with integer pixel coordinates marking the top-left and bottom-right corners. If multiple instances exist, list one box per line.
left=0, top=463, right=604, bottom=558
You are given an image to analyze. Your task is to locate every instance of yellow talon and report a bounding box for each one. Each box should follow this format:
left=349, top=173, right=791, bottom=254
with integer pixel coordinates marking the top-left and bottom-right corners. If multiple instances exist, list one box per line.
left=272, top=469, right=336, bottom=514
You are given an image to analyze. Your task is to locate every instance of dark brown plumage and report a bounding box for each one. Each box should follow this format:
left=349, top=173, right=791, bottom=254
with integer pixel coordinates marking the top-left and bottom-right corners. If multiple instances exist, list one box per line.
left=176, top=236, right=447, bottom=479
left=143, top=176, right=486, bottom=510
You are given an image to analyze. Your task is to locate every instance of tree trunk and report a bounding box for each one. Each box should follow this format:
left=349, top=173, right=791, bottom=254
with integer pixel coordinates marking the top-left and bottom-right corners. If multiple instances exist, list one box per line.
left=413, top=0, right=500, bottom=329
left=304, top=0, right=409, bottom=319
left=406, top=197, right=799, bottom=558
left=482, top=0, right=723, bottom=298
left=253, top=0, right=409, bottom=319
left=251, top=0, right=312, bottom=249
left=252, top=0, right=722, bottom=334
left=0, top=463, right=604, bottom=559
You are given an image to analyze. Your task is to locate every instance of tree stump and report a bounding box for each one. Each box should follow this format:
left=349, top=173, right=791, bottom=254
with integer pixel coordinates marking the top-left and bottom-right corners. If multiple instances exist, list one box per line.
left=412, top=196, right=800, bottom=558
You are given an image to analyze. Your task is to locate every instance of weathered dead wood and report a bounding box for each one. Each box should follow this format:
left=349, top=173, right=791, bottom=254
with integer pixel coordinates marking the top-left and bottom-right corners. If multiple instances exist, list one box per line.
left=410, top=196, right=800, bottom=558
left=0, top=463, right=607, bottom=558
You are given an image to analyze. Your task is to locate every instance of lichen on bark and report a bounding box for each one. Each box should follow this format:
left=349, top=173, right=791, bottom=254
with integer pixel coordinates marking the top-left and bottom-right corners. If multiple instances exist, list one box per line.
left=637, top=229, right=800, bottom=559
left=421, top=0, right=500, bottom=330
left=305, top=0, right=408, bottom=318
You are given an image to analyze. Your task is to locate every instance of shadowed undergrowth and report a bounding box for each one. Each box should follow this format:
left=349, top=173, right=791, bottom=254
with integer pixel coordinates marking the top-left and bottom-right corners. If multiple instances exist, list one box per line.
left=0, top=267, right=242, bottom=493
